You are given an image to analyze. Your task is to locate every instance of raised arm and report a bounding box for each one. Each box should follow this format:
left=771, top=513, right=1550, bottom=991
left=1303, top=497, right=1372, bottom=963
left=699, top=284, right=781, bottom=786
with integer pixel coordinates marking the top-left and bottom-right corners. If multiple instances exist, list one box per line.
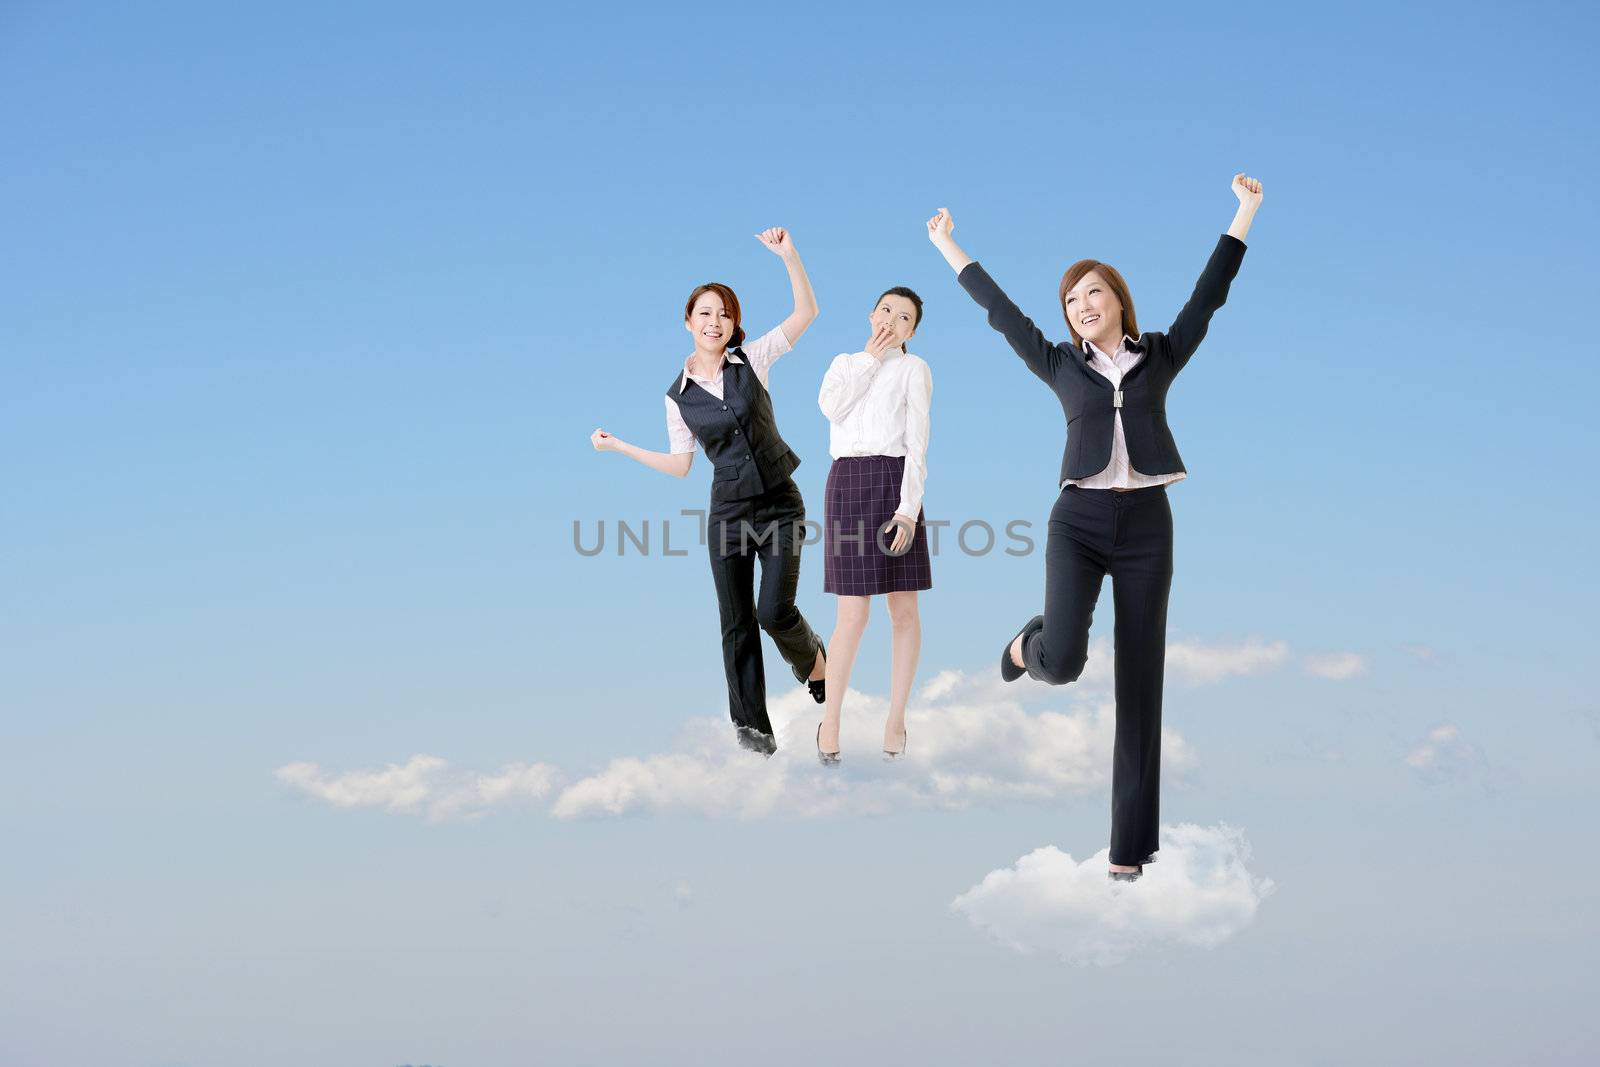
left=591, top=426, right=694, bottom=478
left=1226, top=172, right=1263, bottom=243
left=926, top=208, right=973, bottom=273
left=1164, top=174, right=1262, bottom=375
left=927, top=207, right=1061, bottom=385
left=755, top=227, right=819, bottom=346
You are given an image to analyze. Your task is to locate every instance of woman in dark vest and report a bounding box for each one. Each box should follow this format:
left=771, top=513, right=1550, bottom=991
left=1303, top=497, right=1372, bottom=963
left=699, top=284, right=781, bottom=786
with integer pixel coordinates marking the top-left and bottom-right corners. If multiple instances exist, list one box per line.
left=591, top=227, right=827, bottom=756
left=926, top=174, right=1263, bottom=880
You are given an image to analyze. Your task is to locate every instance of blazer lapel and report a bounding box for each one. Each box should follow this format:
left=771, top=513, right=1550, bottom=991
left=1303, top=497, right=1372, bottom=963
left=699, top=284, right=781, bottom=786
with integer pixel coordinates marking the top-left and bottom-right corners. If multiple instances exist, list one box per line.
left=1070, top=343, right=1116, bottom=391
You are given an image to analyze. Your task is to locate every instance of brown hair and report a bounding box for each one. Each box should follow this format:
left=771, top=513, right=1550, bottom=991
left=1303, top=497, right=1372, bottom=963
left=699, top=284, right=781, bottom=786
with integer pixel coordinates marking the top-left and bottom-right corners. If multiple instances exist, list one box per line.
left=684, top=282, right=745, bottom=349
left=1058, top=261, right=1138, bottom=347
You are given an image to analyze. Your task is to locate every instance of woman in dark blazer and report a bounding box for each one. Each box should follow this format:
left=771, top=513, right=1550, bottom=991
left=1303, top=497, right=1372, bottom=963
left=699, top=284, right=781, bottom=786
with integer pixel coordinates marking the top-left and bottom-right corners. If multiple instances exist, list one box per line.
left=926, top=174, right=1263, bottom=880
left=591, top=228, right=828, bottom=757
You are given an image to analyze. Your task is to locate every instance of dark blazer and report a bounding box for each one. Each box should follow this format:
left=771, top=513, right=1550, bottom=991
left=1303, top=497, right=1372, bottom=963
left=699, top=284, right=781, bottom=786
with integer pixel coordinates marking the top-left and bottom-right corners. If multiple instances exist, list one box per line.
left=957, top=234, right=1246, bottom=483
left=667, top=351, right=801, bottom=504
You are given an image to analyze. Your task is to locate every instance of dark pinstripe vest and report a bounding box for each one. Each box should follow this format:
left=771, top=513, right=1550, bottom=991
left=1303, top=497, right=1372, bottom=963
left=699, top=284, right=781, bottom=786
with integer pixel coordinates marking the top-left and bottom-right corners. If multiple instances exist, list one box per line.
left=667, top=350, right=801, bottom=503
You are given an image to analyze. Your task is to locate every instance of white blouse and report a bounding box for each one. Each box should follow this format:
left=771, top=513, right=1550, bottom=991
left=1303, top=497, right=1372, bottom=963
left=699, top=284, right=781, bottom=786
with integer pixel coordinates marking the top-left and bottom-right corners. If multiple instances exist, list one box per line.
left=818, top=348, right=933, bottom=520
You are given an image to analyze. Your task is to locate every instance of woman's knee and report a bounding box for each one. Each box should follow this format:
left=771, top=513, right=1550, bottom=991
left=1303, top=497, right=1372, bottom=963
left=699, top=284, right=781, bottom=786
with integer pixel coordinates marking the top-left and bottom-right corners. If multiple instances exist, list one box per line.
left=1033, top=635, right=1089, bottom=686
left=755, top=596, right=796, bottom=632
left=833, top=596, right=871, bottom=634
left=886, top=591, right=919, bottom=629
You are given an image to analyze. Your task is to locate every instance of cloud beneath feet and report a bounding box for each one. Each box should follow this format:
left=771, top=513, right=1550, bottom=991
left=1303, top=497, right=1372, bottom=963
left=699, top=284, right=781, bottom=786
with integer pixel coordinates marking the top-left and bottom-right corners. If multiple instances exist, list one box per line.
left=550, top=670, right=1196, bottom=819
left=949, top=823, right=1274, bottom=966
left=276, top=634, right=1301, bottom=823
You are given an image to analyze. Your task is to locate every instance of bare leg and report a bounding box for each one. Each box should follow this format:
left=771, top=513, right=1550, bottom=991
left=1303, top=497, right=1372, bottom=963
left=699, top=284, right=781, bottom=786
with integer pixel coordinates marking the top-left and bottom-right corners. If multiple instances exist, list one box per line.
left=820, top=596, right=870, bottom=752
left=884, top=591, right=920, bottom=752
left=1010, top=631, right=1025, bottom=668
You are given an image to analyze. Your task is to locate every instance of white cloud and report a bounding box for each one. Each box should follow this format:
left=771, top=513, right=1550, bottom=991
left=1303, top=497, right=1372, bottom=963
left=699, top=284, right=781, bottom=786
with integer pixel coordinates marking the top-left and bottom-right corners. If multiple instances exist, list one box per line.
left=550, top=670, right=1195, bottom=820
left=1402, top=644, right=1439, bottom=664
left=1405, top=723, right=1494, bottom=791
left=549, top=723, right=792, bottom=819
left=275, top=754, right=560, bottom=822
left=950, top=823, right=1274, bottom=966
left=1003, top=635, right=1290, bottom=693
left=1303, top=651, right=1367, bottom=680
left=1164, top=637, right=1291, bottom=685
left=277, top=635, right=1298, bottom=824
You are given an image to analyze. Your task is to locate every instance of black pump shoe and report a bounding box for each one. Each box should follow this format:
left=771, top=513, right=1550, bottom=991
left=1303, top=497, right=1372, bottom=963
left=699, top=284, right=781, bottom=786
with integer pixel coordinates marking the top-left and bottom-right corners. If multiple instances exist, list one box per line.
left=796, top=644, right=827, bottom=703
left=816, top=722, right=841, bottom=766
left=1000, top=615, right=1045, bottom=682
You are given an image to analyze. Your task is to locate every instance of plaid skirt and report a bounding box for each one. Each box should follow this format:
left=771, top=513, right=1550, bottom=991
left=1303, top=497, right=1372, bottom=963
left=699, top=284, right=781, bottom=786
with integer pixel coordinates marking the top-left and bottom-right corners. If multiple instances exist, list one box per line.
left=822, top=455, right=932, bottom=595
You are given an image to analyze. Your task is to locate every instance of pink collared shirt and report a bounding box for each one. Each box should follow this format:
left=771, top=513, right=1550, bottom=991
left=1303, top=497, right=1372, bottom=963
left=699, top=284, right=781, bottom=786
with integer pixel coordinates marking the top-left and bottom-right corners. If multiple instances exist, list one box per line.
left=664, top=325, right=793, bottom=456
left=1066, top=335, right=1187, bottom=491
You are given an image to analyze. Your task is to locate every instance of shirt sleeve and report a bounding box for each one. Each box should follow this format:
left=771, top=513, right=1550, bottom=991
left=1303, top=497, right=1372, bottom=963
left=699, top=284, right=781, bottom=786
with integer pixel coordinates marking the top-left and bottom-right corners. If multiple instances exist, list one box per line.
left=895, top=358, right=933, bottom=520
left=739, top=325, right=793, bottom=388
left=817, top=352, right=881, bottom=423
left=664, top=395, right=698, bottom=456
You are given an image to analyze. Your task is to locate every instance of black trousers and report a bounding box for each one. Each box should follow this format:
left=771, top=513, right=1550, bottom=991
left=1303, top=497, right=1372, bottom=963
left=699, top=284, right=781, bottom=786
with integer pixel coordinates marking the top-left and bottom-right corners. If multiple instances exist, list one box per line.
left=1020, top=483, right=1173, bottom=867
left=707, top=477, right=824, bottom=739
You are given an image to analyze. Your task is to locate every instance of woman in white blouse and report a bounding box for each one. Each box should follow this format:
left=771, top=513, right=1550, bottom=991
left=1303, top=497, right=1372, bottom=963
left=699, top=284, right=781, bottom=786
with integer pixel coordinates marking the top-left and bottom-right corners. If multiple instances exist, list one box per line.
left=813, top=287, right=934, bottom=763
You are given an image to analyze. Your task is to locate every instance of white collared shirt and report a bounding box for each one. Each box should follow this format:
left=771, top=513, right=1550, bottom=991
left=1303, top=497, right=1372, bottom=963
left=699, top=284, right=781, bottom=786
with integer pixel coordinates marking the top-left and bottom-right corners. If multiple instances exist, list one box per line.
left=1067, top=335, right=1186, bottom=491
left=818, top=348, right=933, bottom=519
left=664, top=325, right=792, bottom=456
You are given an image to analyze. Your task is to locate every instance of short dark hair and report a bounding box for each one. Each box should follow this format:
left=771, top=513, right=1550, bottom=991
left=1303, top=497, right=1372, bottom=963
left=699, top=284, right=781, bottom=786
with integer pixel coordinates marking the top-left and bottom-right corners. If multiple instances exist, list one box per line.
left=875, top=286, right=923, bottom=352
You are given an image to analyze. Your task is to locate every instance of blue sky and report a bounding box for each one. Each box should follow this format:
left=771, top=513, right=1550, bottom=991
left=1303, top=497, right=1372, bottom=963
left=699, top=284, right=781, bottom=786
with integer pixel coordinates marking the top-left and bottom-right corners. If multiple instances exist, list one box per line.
left=3, top=1, right=1598, bottom=1064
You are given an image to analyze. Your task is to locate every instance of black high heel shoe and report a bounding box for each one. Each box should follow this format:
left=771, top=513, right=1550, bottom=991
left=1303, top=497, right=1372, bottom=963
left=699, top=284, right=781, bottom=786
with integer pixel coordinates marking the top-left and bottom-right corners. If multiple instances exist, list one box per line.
left=816, top=722, right=840, bottom=766
left=1000, top=615, right=1045, bottom=682
left=797, top=644, right=827, bottom=703
left=882, top=728, right=908, bottom=761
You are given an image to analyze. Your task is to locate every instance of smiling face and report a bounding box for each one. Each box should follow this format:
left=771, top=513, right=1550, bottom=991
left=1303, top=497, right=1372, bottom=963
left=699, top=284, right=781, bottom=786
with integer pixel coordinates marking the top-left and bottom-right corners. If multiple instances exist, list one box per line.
left=1063, top=270, right=1124, bottom=348
left=683, top=285, right=741, bottom=356
left=1059, top=260, right=1138, bottom=349
left=870, top=293, right=920, bottom=351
